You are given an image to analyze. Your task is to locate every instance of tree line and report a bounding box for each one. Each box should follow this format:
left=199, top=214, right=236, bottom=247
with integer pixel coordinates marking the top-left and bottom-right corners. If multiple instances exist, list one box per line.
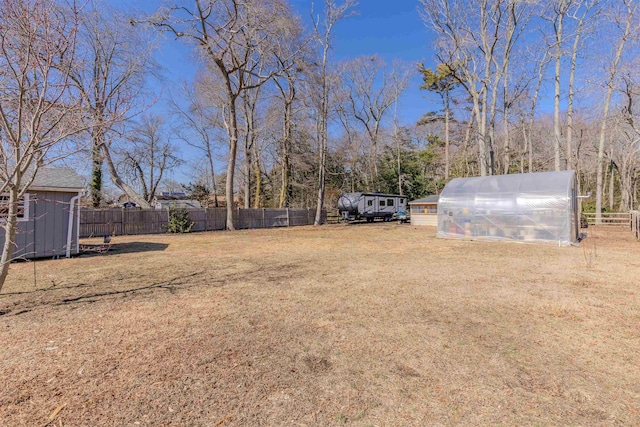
left=419, top=0, right=640, bottom=219
left=1, top=0, right=640, bottom=290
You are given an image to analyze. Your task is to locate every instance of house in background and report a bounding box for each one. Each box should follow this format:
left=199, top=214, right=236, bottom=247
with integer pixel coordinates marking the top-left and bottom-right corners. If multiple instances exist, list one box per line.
left=0, top=168, right=85, bottom=259
left=409, top=195, right=439, bottom=226
left=153, top=192, right=202, bottom=210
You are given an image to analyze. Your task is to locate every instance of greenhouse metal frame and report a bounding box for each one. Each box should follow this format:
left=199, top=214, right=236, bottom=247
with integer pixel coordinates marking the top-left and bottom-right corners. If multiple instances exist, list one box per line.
left=437, top=170, right=579, bottom=246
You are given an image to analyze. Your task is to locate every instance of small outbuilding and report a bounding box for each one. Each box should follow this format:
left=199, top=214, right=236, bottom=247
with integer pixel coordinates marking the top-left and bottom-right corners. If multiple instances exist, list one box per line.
left=153, top=193, right=202, bottom=210
left=408, top=195, right=439, bottom=226
left=0, top=168, right=85, bottom=259
left=437, top=170, right=579, bottom=245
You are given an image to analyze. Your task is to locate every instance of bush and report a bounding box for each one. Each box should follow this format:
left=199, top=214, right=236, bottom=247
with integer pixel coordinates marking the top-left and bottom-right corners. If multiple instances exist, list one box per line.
left=165, top=206, right=194, bottom=233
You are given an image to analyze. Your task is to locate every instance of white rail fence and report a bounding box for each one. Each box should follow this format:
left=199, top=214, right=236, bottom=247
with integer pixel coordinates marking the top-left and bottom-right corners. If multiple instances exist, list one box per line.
left=582, top=212, right=631, bottom=226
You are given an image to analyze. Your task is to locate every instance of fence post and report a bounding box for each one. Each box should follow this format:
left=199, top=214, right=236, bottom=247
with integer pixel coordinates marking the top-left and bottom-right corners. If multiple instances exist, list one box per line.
left=120, top=207, right=125, bottom=236
left=286, top=208, right=290, bottom=227
left=262, top=208, right=266, bottom=228
left=204, top=207, right=208, bottom=231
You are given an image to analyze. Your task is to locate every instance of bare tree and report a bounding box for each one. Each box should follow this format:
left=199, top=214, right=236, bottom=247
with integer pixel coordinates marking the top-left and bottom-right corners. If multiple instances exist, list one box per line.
left=70, top=1, right=157, bottom=208
left=149, top=0, right=295, bottom=230
left=420, top=0, right=499, bottom=176
left=119, top=114, right=182, bottom=204
left=343, top=56, right=408, bottom=188
left=566, top=0, right=601, bottom=171
left=595, top=0, right=637, bottom=223
left=311, top=0, right=357, bottom=225
left=171, top=78, right=223, bottom=207
left=0, top=0, right=84, bottom=291
left=616, top=74, right=640, bottom=210
left=548, top=0, right=572, bottom=171
left=271, top=14, right=307, bottom=208
left=239, top=82, right=262, bottom=208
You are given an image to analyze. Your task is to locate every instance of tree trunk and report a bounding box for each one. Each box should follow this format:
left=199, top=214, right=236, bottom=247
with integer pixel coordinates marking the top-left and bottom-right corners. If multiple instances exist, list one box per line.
left=596, top=2, right=634, bottom=224
left=553, top=9, right=563, bottom=172
left=462, top=112, right=474, bottom=176
left=315, top=140, right=326, bottom=225
left=0, top=187, right=20, bottom=292
left=243, top=142, right=251, bottom=209
left=502, top=70, right=510, bottom=174
left=102, top=143, right=151, bottom=208
left=208, top=152, right=219, bottom=208
left=566, top=11, right=584, bottom=171
left=444, top=90, right=450, bottom=179
left=90, top=128, right=104, bottom=207
left=279, top=100, right=292, bottom=208
left=474, top=95, right=487, bottom=176
left=608, top=162, right=614, bottom=211
left=315, top=71, right=328, bottom=226
left=226, top=94, right=239, bottom=230
left=253, top=142, right=262, bottom=208
left=520, top=120, right=528, bottom=174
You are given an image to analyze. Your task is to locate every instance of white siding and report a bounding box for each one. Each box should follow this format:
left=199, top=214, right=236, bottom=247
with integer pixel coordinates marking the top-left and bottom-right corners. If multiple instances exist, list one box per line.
left=411, top=214, right=437, bottom=226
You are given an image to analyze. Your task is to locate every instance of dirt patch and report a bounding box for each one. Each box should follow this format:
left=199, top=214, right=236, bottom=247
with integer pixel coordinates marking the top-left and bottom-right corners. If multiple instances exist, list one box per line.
left=1, top=224, right=639, bottom=425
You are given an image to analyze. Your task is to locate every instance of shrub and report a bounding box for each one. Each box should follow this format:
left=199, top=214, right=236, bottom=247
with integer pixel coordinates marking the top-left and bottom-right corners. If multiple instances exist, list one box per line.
left=165, top=206, right=194, bottom=233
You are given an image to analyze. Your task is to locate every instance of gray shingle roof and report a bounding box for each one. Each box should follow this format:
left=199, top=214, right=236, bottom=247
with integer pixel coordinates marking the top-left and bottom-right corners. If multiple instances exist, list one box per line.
left=29, top=168, right=85, bottom=191
left=409, top=195, right=439, bottom=204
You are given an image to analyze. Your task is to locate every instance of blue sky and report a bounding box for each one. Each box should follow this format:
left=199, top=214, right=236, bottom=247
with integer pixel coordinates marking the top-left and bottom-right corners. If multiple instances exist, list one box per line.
left=142, top=0, right=436, bottom=123
left=105, top=0, right=436, bottom=185
left=324, top=0, right=435, bottom=123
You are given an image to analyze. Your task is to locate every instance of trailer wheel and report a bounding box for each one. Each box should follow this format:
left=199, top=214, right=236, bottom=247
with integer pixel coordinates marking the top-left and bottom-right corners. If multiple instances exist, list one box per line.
left=366, top=217, right=373, bottom=223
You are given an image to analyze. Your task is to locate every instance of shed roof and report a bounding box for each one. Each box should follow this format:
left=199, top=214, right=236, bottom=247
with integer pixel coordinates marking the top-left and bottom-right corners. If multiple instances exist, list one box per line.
left=28, top=168, right=85, bottom=192
left=409, top=195, right=439, bottom=204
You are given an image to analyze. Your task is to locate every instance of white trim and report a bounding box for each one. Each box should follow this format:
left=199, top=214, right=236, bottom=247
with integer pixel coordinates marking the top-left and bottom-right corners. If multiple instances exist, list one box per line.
left=29, top=186, right=84, bottom=193
left=66, top=192, right=81, bottom=258
left=0, top=192, right=30, bottom=222
left=21, top=193, right=29, bottom=222
left=76, top=192, right=81, bottom=254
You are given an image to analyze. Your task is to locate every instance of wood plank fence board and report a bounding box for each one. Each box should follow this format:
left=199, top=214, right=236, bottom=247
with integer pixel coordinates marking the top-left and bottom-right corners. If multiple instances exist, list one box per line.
left=80, top=207, right=324, bottom=238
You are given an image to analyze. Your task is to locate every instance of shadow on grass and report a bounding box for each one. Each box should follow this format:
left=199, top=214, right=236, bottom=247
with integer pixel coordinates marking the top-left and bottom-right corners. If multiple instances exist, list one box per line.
left=0, top=270, right=208, bottom=316
left=79, top=241, right=169, bottom=257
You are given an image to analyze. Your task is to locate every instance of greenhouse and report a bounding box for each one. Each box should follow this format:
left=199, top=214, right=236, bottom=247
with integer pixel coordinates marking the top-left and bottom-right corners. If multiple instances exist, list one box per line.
left=437, top=170, right=579, bottom=246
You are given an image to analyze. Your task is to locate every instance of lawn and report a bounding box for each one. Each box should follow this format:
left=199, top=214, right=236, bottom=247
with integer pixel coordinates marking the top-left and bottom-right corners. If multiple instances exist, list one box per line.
left=1, top=224, right=639, bottom=426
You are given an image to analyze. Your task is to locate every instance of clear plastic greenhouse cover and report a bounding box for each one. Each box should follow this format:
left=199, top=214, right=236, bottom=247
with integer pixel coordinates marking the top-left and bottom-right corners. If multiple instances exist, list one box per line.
left=437, top=170, right=578, bottom=246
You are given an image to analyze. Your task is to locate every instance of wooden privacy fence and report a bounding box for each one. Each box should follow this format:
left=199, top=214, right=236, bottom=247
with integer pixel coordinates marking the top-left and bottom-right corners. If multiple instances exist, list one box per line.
left=80, top=207, right=325, bottom=238
left=632, top=211, right=640, bottom=240
left=583, top=212, right=631, bottom=226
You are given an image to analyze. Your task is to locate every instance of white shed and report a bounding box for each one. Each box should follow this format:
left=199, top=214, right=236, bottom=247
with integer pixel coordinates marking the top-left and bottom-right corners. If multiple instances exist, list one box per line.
left=408, top=195, right=439, bottom=226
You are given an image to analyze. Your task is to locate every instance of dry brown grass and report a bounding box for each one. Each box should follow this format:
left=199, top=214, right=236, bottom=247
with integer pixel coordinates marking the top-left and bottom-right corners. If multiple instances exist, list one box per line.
left=1, top=224, right=639, bottom=426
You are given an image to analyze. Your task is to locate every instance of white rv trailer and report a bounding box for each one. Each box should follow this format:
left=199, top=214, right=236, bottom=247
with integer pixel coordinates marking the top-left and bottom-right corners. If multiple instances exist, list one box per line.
left=337, top=192, right=408, bottom=222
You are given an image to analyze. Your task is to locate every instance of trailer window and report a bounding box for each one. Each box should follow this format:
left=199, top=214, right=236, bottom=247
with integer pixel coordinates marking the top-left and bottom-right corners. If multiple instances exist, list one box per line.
left=0, top=193, right=29, bottom=222
left=379, top=200, right=386, bottom=207
left=387, top=199, right=394, bottom=206
left=367, top=200, right=373, bottom=207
